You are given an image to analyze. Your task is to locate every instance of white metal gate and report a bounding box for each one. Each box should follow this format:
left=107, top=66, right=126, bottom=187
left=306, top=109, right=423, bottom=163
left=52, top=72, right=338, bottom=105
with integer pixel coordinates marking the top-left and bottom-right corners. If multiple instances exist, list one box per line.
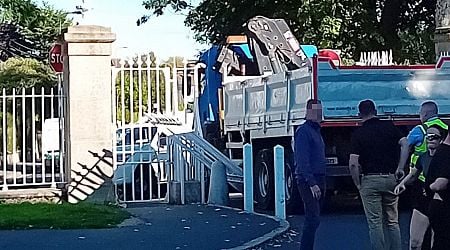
left=111, top=55, right=197, bottom=203
left=0, top=84, right=66, bottom=190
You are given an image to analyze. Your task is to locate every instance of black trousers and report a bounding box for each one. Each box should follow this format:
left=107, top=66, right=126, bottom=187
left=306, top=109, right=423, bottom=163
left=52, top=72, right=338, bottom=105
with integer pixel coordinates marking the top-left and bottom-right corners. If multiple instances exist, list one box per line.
left=428, top=199, right=450, bottom=250
left=296, top=175, right=326, bottom=250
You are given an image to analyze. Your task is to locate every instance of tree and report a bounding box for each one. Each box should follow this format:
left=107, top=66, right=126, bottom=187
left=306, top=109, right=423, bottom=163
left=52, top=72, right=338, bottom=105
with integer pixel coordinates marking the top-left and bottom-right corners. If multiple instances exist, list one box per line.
left=0, top=0, right=71, bottom=61
left=138, top=0, right=192, bottom=25
left=140, top=0, right=437, bottom=64
left=0, top=23, right=36, bottom=60
left=0, top=57, right=55, bottom=89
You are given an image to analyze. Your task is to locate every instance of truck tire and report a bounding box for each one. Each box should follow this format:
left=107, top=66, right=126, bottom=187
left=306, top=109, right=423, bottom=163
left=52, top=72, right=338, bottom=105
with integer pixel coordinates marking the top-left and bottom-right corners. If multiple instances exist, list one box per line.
left=254, top=149, right=274, bottom=210
left=254, top=147, right=302, bottom=213
left=284, top=149, right=302, bottom=214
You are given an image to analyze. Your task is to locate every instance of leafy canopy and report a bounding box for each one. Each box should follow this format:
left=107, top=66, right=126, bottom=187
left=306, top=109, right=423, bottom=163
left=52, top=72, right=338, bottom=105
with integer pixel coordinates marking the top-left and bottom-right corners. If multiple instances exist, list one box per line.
left=0, top=57, right=56, bottom=89
left=0, top=0, right=71, bottom=88
left=0, top=0, right=71, bottom=60
left=140, top=0, right=437, bottom=64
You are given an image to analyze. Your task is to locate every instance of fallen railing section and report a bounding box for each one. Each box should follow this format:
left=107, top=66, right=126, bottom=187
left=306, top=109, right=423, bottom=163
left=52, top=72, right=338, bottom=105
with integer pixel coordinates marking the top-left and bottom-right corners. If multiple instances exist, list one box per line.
left=167, top=132, right=243, bottom=204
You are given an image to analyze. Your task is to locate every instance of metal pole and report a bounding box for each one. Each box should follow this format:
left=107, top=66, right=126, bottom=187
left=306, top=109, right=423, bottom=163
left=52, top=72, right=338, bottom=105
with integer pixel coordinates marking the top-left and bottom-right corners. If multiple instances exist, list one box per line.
left=243, top=143, right=254, bottom=213
left=57, top=73, right=64, bottom=186
left=274, top=145, right=286, bottom=220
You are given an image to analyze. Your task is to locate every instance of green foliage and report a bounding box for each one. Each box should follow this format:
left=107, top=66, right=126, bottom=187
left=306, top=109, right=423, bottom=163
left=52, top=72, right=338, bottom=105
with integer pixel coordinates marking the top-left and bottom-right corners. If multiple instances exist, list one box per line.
left=141, top=0, right=438, bottom=64
left=0, top=57, right=56, bottom=89
left=398, top=28, right=436, bottom=65
left=138, top=0, right=190, bottom=25
left=0, top=0, right=71, bottom=60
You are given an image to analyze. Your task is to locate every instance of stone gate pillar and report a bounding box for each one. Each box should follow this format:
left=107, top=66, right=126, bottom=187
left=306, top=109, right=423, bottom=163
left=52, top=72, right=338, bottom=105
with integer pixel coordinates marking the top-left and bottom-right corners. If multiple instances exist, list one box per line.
left=435, top=0, right=450, bottom=57
left=63, top=26, right=116, bottom=203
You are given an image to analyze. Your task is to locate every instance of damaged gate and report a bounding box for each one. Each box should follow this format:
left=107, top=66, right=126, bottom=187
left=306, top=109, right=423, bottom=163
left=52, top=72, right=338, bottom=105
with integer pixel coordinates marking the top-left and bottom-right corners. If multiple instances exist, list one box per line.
left=111, top=55, right=199, bottom=203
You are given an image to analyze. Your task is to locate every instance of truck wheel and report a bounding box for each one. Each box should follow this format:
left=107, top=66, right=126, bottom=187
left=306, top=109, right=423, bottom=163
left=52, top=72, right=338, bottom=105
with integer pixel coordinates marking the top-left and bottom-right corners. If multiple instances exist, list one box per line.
left=284, top=149, right=302, bottom=214
left=254, top=149, right=274, bottom=210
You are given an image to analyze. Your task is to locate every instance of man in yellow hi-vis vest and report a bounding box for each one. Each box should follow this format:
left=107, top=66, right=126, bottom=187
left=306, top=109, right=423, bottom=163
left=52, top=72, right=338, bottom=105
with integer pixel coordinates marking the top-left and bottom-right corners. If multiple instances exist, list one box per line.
left=396, top=101, right=448, bottom=250
left=406, top=101, right=448, bottom=181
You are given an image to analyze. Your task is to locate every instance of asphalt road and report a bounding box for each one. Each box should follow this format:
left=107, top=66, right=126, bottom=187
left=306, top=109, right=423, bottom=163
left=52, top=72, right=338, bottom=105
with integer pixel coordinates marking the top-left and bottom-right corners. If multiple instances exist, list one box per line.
left=256, top=211, right=411, bottom=250
left=0, top=193, right=413, bottom=250
left=230, top=194, right=413, bottom=250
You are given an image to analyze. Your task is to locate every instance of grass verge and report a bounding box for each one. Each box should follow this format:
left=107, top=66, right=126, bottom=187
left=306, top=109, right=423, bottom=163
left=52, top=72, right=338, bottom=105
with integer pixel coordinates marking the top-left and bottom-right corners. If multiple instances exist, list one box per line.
left=0, top=202, right=130, bottom=230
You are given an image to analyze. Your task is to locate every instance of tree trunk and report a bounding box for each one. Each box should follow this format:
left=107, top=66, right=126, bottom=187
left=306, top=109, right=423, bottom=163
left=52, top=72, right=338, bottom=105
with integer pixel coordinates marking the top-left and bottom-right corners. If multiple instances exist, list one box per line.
left=380, top=0, right=403, bottom=59
left=436, top=0, right=450, bottom=30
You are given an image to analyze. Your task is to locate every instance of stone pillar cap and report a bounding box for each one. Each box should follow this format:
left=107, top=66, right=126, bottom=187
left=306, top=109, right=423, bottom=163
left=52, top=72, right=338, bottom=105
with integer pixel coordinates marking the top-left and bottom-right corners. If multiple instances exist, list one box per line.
left=65, top=25, right=116, bottom=43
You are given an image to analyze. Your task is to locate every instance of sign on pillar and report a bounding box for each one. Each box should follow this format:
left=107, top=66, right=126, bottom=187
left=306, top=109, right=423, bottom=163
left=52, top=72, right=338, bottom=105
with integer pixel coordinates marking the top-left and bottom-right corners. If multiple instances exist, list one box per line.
left=49, top=43, right=64, bottom=73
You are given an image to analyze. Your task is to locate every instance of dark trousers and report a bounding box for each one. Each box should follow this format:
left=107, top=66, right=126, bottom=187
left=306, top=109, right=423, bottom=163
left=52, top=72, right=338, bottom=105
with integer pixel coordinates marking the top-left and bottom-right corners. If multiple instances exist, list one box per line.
left=428, top=199, right=450, bottom=250
left=296, top=175, right=326, bottom=250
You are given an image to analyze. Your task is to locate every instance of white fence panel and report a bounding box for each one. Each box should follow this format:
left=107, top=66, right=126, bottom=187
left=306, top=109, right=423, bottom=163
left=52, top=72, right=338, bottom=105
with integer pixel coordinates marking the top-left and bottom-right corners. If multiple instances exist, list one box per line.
left=0, top=86, right=66, bottom=190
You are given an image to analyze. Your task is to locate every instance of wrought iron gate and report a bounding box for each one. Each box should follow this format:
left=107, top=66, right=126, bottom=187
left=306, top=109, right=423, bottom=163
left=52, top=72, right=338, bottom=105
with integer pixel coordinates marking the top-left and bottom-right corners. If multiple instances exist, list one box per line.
left=111, top=55, right=197, bottom=203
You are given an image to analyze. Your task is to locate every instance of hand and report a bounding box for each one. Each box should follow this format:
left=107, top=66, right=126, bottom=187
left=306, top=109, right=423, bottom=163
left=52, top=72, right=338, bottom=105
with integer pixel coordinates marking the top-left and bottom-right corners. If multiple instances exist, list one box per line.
left=433, top=193, right=443, bottom=201
left=395, top=169, right=405, bottom=181
left=310, top=185, right=321, bottom=200
left=394, top=183, right=405, bottom=195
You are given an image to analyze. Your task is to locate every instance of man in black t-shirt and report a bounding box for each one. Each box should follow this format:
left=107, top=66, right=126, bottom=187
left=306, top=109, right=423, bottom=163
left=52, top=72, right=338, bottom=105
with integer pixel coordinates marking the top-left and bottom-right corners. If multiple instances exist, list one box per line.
left=426, top=132, right=450, bottom=250
left=349, top=100, right=409, bottom=250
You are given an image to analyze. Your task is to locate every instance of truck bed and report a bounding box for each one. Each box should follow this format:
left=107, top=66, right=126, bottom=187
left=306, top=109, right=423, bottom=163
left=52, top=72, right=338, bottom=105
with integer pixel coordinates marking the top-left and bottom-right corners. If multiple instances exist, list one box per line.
left=319, top=57, right=450, bottom=118
left=223, top=57, right=450, bottom=136
left=223, top=66, right=312, bottom=135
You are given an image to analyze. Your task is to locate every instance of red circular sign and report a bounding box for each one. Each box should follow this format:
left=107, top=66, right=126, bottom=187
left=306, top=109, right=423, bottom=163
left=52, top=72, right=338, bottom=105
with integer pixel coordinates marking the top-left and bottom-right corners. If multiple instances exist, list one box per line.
left=49, top=43, right=63, bottom=73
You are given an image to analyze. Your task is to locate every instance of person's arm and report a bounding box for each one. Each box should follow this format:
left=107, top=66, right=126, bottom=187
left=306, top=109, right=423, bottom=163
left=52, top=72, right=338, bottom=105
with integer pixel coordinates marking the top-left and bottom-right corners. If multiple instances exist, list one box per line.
left=349, top=154, right=361, bottom=190
left=396, top=137, right=410, bottom=180
left=430, top=178, right=449, bottom=192
left=294, top=127, right=316, bottom=187
left=394, top=168, right=417, bottom=194
left=406, top=160, right=422, bottom=185
left=405, top=126, right=424, bottom=168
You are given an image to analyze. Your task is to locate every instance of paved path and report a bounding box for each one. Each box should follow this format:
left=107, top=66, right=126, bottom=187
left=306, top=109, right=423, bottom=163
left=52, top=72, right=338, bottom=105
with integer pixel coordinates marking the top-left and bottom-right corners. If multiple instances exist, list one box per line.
left=0, top=203, right=288, bottom=250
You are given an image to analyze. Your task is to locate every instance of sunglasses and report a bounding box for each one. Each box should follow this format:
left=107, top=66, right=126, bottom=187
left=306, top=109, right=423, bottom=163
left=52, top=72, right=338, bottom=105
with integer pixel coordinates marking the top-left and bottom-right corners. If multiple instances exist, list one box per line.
left=426, top=134, right=442, bottom=141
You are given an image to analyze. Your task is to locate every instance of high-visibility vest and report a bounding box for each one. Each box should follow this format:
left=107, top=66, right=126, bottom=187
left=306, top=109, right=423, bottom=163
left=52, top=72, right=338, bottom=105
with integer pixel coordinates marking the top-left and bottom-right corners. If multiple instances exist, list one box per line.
left=410, top=118, right=448, bottom=182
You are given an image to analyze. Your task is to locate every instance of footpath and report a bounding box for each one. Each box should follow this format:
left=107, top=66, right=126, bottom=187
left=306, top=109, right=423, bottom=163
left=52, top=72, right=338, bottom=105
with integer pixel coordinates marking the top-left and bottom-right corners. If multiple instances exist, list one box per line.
left=0, top=203, right=289, bottom=250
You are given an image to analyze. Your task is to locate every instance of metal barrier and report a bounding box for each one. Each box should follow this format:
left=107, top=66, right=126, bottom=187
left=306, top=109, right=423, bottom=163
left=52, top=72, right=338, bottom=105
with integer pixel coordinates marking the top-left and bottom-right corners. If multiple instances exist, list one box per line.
left=167, top=132, right=242, bottom=204
left=243, top=144, right=254, bottom=213
left=243, top=143, right=286, bottom=219
left=0, top=86, right=66, bottom=190
left=273, top=145, right=286, bottom=219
